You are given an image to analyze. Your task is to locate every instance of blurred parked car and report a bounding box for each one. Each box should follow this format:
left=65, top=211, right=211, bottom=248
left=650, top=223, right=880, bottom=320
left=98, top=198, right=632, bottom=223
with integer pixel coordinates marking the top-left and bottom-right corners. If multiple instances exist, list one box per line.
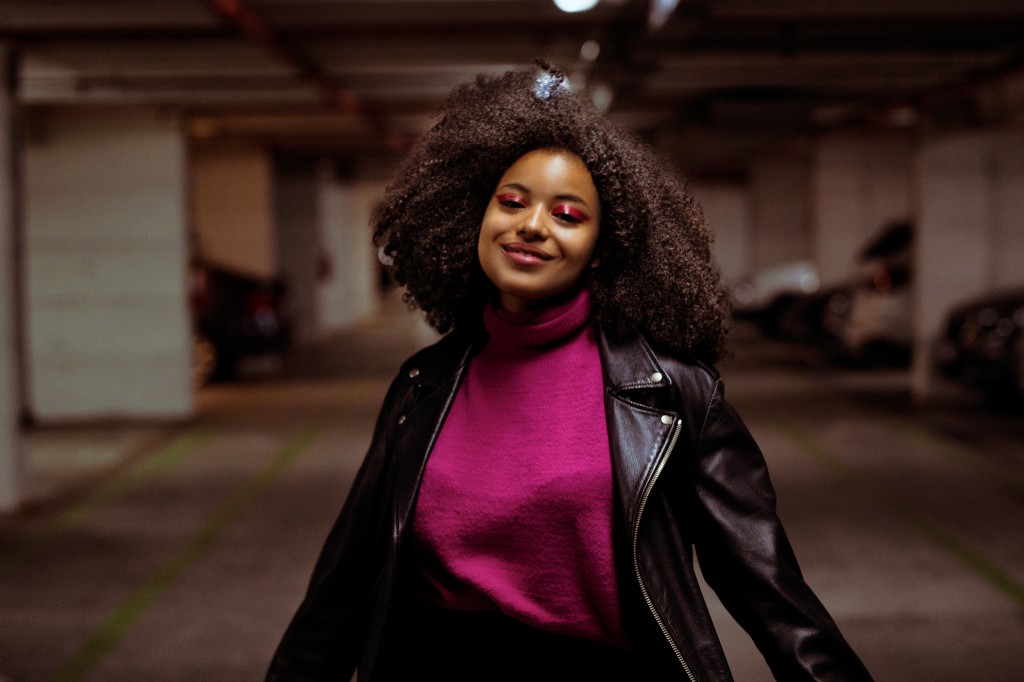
left=729, top=260, right=821, bottom=337
left=755, top=221, right=914, bottom=366
left=838, top=262, right=913, bottom=365
left=839, top=222, right=914, bottom=365
left=189, top=262, right=293, bottom=385
left=773, top=282, right=856, bottom=357
left=934, top=286, right=1024, bottom=399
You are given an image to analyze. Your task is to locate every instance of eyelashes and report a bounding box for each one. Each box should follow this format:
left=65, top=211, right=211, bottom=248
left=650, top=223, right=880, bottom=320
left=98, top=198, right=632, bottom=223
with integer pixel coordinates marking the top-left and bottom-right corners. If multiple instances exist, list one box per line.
left=496, top=193, right=526, bottom=209
left=552, top=205, right=587, bottom=223
left=494, top=194, right=590, bottom=223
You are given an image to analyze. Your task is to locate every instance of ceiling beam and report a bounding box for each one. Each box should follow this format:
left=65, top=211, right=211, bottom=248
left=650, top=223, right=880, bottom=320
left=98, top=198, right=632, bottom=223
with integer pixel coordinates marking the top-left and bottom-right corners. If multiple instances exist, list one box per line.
left=199, top=0, right=408, bottom=151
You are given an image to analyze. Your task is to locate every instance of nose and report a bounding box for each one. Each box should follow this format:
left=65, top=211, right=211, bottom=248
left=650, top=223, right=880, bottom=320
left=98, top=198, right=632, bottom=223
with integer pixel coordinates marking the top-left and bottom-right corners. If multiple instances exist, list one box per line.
left=517, top=206, right=547, bottom=239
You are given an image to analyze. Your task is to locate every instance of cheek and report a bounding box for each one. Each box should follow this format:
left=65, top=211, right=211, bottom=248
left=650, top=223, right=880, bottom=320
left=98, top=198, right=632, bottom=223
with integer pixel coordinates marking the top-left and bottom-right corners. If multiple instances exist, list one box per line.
left=579, top=228, right=601, bottom=263
left=476, top=234, right=486, bottom=267
left=477, top=221, right=492, bottom=254
left=477, top=210, right=498, bottom=243
left=476, top=225, right=497, bottom=281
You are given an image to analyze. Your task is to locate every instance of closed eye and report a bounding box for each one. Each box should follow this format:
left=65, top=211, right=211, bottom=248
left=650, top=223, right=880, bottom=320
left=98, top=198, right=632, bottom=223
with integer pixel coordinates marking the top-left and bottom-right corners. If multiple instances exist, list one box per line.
left=496, top=193, right=526, bottom=209
left=552, top=204, right=588, bottom=223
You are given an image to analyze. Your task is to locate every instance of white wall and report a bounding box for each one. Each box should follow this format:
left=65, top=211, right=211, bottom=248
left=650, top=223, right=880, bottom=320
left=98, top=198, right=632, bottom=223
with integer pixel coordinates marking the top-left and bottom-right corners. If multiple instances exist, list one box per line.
left=911, top=130, right=1024, bottom=400
left=316, top=164, right=384, bottom=332
left=191, top=144, right=276, bottom=278
left=691, top=181, right=751, bottom=284
left=24, top=108, right=192, bottom=422
left=274, top=157, right=320, bottom=346
left=748, top=153, right=811, bottom=267
left=989, top=140, right=1024, bottom=286
left=1, top=43, right=24, bottom=510
left=810, top=133, right=912, bottom=285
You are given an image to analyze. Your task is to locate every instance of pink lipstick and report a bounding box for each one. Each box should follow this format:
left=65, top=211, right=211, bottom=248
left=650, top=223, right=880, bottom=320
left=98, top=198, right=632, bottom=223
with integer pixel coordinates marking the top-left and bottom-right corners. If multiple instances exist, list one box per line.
left=502, top=242, right=552, bottom=264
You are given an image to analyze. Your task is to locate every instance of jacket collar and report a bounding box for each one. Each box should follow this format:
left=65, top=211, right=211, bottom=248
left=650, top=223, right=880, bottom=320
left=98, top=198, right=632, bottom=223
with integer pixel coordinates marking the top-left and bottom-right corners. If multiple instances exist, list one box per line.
left=402, top=324, right=673, bottom=396
left=400, top=326, right=480, bottom=390
left=405, top=324, right=674, bottom=391
left=597, top=328, right=673, bottom=394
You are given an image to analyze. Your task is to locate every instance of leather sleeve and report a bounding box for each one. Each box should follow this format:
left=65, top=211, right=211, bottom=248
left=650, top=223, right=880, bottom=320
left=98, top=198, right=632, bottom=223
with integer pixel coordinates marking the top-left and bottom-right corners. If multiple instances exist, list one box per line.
left=688, top=381, right=874, bottom=681
left=265, top=376, right=408, bottom=681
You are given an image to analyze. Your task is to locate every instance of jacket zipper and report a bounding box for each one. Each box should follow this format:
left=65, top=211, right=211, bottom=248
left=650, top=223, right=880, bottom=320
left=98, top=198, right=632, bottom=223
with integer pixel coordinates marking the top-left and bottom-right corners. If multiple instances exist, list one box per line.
left=632, top=417, right=697, bottom=682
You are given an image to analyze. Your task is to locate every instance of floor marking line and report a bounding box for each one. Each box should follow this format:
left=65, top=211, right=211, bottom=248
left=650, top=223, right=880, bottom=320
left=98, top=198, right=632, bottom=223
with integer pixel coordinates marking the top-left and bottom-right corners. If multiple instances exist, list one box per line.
left=773, top=418, right=1024, bottom=607
left=732, top=366, right=1024, bottom=498
left=785, top=368, right=1024, bottom=497
left=0, top=427, right=215, bottom=578
left=873, top=413, right=1024, bottom=496
left=46, top=410, right=334, bottom=682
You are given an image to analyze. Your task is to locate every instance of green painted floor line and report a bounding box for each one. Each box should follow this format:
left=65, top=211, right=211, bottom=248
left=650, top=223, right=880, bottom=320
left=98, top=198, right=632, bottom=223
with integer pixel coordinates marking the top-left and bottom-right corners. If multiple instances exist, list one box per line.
left=0, top=427, right=215, bottom=579
left=46, top=409, right=336, bottom=682
left=732, top=368, right=1024, bottom=499
left=773, top=417, right=1024, bottom=608
left=872, top=413, right=1024, bottom=497
left=780, top=367, right=1024, bottom=497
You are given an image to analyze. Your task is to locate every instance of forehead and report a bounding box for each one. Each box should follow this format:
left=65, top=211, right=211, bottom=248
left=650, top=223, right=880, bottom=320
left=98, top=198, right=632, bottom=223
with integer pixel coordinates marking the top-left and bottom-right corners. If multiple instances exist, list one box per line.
left=499, top=149, right=597, bottom=196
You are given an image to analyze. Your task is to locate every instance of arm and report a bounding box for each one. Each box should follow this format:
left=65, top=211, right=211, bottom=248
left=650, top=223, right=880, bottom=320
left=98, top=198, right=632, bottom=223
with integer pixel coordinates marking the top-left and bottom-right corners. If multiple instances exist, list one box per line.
left=689, top=382, right=873, bottom=681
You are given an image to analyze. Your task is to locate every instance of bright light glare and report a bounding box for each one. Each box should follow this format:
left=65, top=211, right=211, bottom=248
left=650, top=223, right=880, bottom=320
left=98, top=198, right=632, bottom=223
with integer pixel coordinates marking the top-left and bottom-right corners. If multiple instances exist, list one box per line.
left=648, top=0, right=680, bottom=29
left=554, top=0, right=600, bottom=12
left=580, top=39, right=601, bottom=62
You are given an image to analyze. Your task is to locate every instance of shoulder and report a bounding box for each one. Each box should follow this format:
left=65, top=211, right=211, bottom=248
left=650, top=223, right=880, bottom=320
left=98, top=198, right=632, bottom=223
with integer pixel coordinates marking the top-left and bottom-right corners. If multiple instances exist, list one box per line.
left=648, top=342, right=726, bottom=423
left=597, top=325, right=722, bottom=392
left=395, top=325, right=480, bottom=384
left=651, top=343, right=721, bottom=386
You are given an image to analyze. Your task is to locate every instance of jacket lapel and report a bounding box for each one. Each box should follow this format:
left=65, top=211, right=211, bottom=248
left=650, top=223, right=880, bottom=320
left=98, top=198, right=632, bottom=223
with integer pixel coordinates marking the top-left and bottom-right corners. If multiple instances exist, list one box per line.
left=390, top=332, right=478, bottom=539
left=598, top=330, right=680, bottom=532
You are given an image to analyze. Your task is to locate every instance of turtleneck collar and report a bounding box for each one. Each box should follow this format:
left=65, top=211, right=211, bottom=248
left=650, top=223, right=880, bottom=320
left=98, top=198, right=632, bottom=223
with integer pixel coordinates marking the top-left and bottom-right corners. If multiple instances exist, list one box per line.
left=483, top=288, right=592, bottom=349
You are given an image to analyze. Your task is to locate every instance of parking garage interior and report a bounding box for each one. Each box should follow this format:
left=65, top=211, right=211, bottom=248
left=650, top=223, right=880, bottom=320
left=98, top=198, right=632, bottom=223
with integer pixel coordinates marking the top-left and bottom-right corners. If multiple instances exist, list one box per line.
left=2, top=2, right=1024, bottom=680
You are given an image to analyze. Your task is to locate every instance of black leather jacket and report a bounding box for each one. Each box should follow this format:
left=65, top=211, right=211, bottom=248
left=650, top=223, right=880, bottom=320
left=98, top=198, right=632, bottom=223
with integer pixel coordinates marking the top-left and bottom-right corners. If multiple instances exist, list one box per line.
left=267, top=325, right=873, bottom=682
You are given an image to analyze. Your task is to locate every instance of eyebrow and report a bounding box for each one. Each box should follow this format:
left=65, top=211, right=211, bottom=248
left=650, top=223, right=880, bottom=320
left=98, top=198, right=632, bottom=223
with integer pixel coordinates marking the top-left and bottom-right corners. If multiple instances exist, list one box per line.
left=497, top=182, right=593, bottom=210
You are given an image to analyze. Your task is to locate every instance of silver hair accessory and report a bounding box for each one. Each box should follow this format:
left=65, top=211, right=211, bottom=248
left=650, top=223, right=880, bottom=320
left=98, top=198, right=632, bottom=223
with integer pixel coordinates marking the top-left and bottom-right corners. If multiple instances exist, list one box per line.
left=377, top=246, right=395, bottom=266
left=532, top=65, right=569, bottom=101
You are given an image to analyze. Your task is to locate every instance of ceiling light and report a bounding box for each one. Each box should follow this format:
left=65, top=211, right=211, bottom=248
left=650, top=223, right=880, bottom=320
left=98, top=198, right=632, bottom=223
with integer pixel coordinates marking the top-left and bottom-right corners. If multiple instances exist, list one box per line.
left=554, top=0, right=600, bottom=13
left=580, top=39, right=601, bottom=62
left=648, top=0, right=680, bottom=29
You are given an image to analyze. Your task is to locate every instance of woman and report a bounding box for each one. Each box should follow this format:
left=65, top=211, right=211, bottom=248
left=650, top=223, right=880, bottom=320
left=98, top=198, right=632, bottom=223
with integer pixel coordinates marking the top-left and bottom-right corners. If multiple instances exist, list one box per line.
left=266, top=63, right=873, bottom=682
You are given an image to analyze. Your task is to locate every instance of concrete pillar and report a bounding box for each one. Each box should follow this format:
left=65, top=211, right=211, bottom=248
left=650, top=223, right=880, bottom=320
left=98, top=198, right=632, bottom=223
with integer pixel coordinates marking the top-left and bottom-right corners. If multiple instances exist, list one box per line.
left=274, top=155, right=321, bottom=346
left=316, top=161, right=384, bottom=332
left=809, top=133, right=912, bottom=285
left=0, top=43, right=25, bottom=511
left=910, top=130, right=1024, bottom=401
left=691, top=181, right=751, bottom=285
left=24, top=108, right=192, bottom=422
left=747, top=152, right=811, bottom=268
left=989, top=137, right=1024, bottom=286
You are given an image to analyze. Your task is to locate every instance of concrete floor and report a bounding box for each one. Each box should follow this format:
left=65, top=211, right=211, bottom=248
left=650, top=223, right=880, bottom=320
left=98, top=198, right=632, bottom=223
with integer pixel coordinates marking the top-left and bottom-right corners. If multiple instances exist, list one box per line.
left=1, top=308, right=1023, bottom=682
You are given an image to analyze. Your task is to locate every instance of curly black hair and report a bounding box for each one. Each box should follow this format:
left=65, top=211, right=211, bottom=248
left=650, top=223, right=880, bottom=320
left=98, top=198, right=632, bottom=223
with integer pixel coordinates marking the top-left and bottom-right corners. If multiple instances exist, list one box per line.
left=372, top=63, right=729, bottom=363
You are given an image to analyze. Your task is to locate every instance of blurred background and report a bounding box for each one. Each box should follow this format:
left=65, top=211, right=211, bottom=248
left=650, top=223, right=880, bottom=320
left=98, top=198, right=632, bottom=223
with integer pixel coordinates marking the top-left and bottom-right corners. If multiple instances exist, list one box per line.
left=1, top=1, right=1023, bottom=680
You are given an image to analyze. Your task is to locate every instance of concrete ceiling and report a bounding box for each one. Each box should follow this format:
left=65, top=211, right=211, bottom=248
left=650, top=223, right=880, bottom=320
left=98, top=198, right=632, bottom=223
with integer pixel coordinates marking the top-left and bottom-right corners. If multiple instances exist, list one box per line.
left=3, top=0, right=1024, bottom=178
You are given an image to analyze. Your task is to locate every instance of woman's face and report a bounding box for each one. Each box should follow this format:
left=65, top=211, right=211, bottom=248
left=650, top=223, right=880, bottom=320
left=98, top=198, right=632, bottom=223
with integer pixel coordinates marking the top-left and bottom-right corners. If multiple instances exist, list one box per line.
left=477, top=148, right=601, bottom=312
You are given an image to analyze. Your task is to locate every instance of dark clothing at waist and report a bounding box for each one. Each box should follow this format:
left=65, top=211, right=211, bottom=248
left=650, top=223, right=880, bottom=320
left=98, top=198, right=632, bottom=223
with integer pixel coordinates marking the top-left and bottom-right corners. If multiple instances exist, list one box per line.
left=380, top=599, right=639, bottom=682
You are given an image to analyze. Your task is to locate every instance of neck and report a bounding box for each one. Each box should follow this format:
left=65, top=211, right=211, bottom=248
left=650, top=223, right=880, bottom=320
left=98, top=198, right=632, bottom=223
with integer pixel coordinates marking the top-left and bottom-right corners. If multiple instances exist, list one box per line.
left=498, top=285, right=586, bottom=314
left=484, top=287, right=592, bottom=349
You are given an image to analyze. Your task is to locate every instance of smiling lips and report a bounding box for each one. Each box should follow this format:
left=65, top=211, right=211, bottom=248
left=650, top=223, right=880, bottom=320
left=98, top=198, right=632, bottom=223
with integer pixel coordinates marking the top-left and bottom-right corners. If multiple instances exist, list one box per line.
left=502, top=242, right=553, bottom=264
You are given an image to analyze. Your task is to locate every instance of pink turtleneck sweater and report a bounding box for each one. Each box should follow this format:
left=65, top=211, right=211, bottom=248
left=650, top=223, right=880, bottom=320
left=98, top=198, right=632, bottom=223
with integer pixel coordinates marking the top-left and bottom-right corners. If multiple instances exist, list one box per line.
left=411, top=289, right=626, bottom=648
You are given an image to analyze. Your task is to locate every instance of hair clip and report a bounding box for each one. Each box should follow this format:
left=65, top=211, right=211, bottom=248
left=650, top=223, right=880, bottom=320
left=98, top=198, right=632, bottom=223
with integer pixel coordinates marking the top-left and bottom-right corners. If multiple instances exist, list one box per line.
left=532, top=59, right=569, bottom=101
left=377, top=246, right=395, bottom=266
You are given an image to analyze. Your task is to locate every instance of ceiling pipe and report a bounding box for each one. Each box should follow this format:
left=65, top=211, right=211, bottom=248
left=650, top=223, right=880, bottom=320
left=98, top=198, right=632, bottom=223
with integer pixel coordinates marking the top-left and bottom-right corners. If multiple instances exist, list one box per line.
left=200, top=0, right=405, bottom=150
left=829, top=48, right=1024, bottom=132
